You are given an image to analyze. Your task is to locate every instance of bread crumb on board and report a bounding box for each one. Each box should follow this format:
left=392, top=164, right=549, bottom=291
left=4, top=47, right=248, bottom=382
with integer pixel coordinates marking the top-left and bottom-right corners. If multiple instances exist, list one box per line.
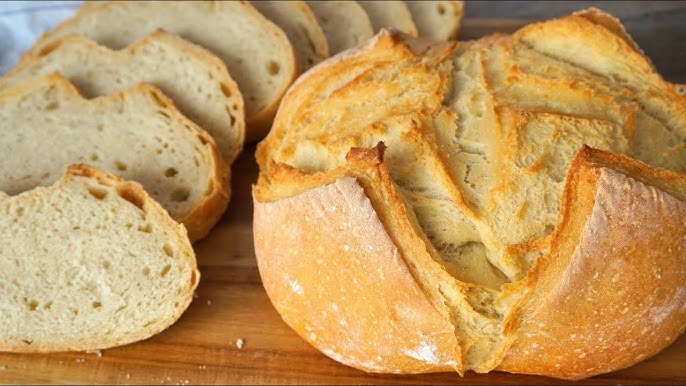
left=235, top=338, right=245, bottom=349
left=85, top=349, right=103, bottom=357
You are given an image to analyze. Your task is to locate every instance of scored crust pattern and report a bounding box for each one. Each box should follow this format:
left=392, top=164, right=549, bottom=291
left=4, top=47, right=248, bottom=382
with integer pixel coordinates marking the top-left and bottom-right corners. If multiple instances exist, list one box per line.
left=255, top=9, right=686, bottom=379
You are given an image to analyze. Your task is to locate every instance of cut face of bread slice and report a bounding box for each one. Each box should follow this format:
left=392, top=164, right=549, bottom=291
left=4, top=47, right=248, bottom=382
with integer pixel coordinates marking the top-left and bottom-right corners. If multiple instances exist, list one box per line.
left=0, top=73, right=229, bottom=242
left=251, top=1, right=329, bottom=72
left=21, top=0, right=297, bottom=142
left=405, top=1, right=464, bottom=40
left=2, top=30, right=244, bottom=165
left=358, top=1, right=418, bottom=37
left=255, top=9, right=686, bottom=379
left=0, top=164, right=199, bottom=352
left=306, top=1, right=374, bottom=55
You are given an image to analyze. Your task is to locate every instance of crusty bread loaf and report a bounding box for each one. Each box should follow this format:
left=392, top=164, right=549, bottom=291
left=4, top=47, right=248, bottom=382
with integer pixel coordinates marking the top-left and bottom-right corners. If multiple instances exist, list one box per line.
left=358, top=1, right=418, bottom=37
left=0, top=164, right=199, bottom=352
left=253, top=9, right=686, bottom=380
left=1, top=30, right=244, bottom=165
left=251, top=1, right=329, bottom=72
left=20, top=0, right=297, bottom=142
left=306, top=1, right=374, bottom=55
left=0, top=73, right=229, bottom=242
left=405, top=1, right=464, bottom=40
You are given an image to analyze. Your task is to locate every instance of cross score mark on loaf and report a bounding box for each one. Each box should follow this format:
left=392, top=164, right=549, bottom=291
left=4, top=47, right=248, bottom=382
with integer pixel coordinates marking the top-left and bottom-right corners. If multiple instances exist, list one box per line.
left=254, top=9, right=686, bottom=380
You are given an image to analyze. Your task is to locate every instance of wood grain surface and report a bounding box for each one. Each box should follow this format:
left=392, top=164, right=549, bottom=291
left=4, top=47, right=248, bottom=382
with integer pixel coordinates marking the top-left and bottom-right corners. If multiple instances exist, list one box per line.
left=1, top=1, right=686, bottom=384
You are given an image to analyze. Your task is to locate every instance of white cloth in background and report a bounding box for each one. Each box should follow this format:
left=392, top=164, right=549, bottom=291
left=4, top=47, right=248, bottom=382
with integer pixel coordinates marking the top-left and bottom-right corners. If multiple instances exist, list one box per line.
left=0, top=1, right=81, bottom=75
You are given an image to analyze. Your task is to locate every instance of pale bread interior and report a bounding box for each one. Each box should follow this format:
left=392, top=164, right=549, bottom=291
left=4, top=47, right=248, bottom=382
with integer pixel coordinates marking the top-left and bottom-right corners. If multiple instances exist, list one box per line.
left=306, top=1, right=374, bottom=55
left=2, top=30, right=244, bottom=165
left=0, top=165, right=198, bottom=352
left=0, top=74, right=227, bottom=242
left=251, top=0, right=329, bottom=72
left=22, top=1, right=297, bottom=137
left=405, top=1, right=464, bottom=40
left=358, top=1, right=418, bottom=37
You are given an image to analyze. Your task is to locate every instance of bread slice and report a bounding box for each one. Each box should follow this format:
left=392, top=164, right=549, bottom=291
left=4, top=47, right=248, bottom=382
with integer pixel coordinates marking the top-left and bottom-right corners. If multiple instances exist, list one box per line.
left=251, top=1, right=329, bottom=72
left=0, top=73, right=229, bottom=242
left=0, top=164, right=199, bottom=352
left=306, top=1, right=374, bottom=55
left=405, top=1, right=464, bottom=40
left=254, top=8, right=686, bottom=379
left=20, top=0, right=297, bottom=142
left=358, top=1, right=418, bottom=36
left=1, top=30, right=244, bottom=165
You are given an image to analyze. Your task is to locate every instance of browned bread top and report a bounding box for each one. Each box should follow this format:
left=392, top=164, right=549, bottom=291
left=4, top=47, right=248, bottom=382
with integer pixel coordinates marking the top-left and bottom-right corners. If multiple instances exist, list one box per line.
left=254, top=8, right=686, bottom=379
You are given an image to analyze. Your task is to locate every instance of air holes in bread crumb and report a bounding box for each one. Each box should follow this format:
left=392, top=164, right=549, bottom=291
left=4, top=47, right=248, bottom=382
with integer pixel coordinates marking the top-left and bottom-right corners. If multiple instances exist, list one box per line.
left=163, top=244, right=174, bottom=258
left=117, top=186, right=145, bottom=211
left=102, top=260, right=110, bottom=269
left=143, top=267, right=150, bottom=276
left=545, top=224, right=556, bottom=235
left=92, top=301, right=102, bottom=309
left=267, top=61, right=280, bottom=76
left=45, top=101, right=59, bottom=110
left=114, top=160, right=127, bottom=171
left=171, top=188, right=190, bottom=202
left=190, top=270, right=198, bottom=287
left=16, top=207, right=24, bottom=217
left=437, top=4, right=446, bottom=15
left=88, top=187, right=108, bottom=200
left=21, top=339, right=32, bottom=345
left=165, top=167, right=178, bottom=177
left=27, top=300, right=38, bottom=311
left=160, top=264, right=171, bottom=277
left=678, top=85, right=685, bottom=96
left=220, top=83, right=232, bottom=98
left=138, top=223, right=153, bottom=233
left=96, top=124, right=104, bottom=132
left=90, top=153, right=99, bottom=161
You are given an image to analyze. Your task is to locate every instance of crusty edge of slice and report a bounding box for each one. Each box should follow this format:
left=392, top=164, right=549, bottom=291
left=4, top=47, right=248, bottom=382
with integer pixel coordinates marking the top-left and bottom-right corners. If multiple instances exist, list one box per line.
left=0, top=73, right=230, bottom=242
left=5, top=29, right=246, bottom=165
left=17, top=0, right=297, bottom=143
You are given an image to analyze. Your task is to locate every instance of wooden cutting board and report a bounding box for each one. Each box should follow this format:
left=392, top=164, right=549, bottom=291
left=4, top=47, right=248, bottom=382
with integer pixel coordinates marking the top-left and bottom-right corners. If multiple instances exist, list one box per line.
left=1, top=2, right=685, bottom=384
left=1, top=145, right=684, bottom=385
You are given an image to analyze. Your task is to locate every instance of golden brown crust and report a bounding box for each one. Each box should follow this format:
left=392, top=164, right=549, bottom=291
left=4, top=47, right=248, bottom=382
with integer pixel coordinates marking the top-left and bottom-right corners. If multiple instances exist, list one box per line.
left=254, top=8, right=686, bottom=380
left=498, top=147, right=686, bottom=379
left=254, top=146, right=461, bottom=373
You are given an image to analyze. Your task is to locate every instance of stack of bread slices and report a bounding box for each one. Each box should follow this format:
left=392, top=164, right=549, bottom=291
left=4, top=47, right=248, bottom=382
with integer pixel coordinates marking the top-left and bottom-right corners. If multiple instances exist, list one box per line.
left=0, top=1, right=464, bottom=354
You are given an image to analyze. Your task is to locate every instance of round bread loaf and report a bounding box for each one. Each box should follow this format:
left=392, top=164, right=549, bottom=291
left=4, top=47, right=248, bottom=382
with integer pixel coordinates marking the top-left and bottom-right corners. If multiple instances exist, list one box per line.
left=253, top=8, right=686, bottom=380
